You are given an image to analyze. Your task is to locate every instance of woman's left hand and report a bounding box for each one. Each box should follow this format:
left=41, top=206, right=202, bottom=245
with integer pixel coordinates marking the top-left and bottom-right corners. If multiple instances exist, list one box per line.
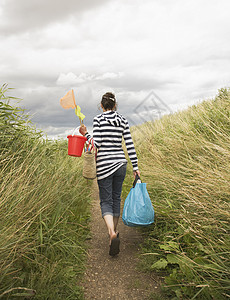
left=79, top=124, right=87, bottom=136
left=133, top=170, right=141, bottom=179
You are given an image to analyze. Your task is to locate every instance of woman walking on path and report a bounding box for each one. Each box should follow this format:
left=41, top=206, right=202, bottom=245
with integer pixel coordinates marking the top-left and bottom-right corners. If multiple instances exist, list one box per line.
left=79, top=92, right=140, bottom=256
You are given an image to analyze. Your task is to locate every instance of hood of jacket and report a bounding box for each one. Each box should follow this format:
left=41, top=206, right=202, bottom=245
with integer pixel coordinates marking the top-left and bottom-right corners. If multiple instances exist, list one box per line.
left=102, top=111, right=121, bottom=127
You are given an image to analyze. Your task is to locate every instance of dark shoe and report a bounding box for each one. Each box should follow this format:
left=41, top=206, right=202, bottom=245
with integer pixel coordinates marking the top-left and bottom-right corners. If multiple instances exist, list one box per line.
left=109, top=236, right=120, bottom=256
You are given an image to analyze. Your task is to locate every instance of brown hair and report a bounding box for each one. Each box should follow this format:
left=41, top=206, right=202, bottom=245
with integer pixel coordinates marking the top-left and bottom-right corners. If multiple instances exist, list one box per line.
left=101, top=92, right=116, bottom=111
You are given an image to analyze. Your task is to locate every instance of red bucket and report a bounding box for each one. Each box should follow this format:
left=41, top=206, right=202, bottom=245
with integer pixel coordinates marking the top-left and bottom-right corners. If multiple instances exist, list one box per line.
left=67, top=135, right=87, bottom=157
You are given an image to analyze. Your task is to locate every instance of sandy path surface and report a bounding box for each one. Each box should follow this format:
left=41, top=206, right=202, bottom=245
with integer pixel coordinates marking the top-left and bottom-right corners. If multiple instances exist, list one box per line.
left=82, top=179, right=161, bottom=300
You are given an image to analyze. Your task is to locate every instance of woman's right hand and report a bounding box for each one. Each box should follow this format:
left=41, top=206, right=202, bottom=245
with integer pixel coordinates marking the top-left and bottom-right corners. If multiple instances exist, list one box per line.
left=79, top=124, right=87, bottom=136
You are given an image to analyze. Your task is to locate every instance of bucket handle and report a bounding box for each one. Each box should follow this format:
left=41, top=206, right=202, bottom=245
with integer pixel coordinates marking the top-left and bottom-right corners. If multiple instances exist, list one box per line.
left=72, top=126, right=81, bottom=136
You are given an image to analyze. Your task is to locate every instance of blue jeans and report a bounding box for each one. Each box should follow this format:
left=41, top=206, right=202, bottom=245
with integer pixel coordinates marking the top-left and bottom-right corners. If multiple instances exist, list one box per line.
left=97, top=163, right=127, bottom=217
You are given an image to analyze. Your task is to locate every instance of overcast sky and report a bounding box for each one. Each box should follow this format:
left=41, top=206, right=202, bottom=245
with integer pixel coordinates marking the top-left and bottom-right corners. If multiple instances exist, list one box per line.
left=1, top=0, right=230, bottom=139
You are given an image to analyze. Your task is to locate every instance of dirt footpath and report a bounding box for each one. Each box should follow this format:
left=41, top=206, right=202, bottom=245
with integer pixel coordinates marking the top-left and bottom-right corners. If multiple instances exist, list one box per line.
left=82, top=179, right=161, bottom=300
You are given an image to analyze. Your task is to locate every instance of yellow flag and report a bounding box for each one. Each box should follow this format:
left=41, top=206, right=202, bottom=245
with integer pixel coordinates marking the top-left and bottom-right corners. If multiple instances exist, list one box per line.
left=75, top=105, right=85, bottom=121
left=60, top=89, right=76, bottom=109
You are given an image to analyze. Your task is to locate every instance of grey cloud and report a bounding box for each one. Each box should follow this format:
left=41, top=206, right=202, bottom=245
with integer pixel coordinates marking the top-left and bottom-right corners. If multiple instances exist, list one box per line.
left=102, top=74, right=179, bottom=92
left=31, top=109, right=78, bottom=128
left=0, top=0, right=110, bottom=35
left=1, top=0, right=229, bottom=139
left=14, top=84, right=100, bottom=133
left=30, top=102, right=99, bottom=134
left=1, top=72, right=57, bottom=89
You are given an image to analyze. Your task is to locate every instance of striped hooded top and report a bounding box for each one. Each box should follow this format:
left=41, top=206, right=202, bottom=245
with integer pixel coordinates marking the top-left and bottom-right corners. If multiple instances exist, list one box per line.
left=85, top=110, right=138, bottom=180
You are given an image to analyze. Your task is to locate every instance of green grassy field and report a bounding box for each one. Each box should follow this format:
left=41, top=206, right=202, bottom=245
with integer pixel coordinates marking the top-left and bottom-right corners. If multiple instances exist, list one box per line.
left=0, top=85, right=91, bottom=299
left=122, top=88, right=230, bottom=299
left=1, top=84, right=229, bottom=299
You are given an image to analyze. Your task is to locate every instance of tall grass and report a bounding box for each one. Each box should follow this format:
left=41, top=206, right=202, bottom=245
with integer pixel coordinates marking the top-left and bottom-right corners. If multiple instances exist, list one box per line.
left=0, top=85, right=91, bottom=299
left=123, top=88, right=230, bottom=299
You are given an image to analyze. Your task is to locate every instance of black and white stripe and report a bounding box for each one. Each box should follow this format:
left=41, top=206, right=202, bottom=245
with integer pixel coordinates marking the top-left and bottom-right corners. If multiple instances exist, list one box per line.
left=85, top=110, right=138, bottom=180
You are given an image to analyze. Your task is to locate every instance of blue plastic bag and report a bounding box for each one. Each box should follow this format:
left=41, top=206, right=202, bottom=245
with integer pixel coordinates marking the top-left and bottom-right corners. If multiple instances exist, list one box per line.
left=122, top=177, right=154, bottom=227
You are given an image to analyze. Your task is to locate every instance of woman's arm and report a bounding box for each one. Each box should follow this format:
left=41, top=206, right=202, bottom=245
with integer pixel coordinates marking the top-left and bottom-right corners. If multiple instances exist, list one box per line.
left=79, top=118, right=102, bottom=149
left=123, top=120, right=140, bottom=178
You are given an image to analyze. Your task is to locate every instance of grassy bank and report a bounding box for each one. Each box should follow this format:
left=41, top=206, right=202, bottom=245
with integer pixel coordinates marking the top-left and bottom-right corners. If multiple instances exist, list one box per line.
left=0, top=85, right=91, bottom=299
left=123, top=88, right=230, bottom=299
